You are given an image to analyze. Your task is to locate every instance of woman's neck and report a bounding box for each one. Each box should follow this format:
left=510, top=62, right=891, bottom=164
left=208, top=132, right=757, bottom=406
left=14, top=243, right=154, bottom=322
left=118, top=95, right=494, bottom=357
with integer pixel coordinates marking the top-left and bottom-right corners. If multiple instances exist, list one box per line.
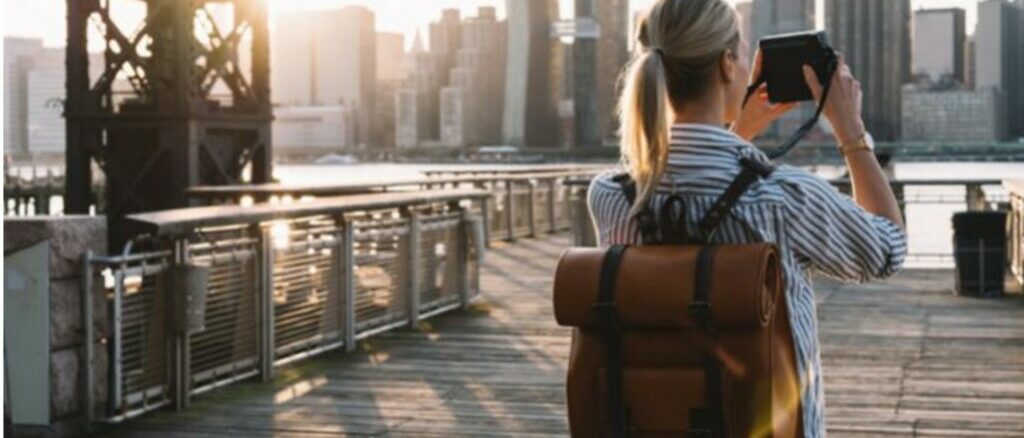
left=671, top=93, right=725, bottom=127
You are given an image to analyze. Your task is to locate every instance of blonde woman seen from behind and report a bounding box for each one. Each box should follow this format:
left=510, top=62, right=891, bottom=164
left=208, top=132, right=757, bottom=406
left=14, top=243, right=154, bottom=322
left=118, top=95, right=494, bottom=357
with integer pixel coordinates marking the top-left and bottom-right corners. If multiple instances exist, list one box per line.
left=588, top=0, right=907, bottom=436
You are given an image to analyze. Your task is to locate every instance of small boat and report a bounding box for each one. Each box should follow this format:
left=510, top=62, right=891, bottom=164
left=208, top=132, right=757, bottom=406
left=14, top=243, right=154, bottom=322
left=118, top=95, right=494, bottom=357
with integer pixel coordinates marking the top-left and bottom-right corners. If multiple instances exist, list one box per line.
left=314, top=153, right=359, bottom=165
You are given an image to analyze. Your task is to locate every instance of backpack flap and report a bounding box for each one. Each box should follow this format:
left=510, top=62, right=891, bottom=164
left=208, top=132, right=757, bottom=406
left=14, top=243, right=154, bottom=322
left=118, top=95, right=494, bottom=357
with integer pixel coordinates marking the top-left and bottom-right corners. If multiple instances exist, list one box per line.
left=553, top=244, right=781, bottom=331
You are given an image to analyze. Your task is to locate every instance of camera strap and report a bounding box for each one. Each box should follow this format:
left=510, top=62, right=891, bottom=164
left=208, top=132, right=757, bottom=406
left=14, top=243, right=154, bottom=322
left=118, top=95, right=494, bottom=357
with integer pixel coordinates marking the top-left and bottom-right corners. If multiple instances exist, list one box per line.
left=742, top=51, right=838, bottom=159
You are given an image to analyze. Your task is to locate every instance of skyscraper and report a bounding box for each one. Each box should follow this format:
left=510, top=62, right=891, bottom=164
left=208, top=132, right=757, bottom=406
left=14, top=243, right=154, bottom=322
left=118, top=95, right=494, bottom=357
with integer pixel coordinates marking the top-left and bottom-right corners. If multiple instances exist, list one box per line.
left=430, top=9, right=463, bottom=87
left=912, top=8, right=966, bottom=84
left=272, top=7, right=376, bottom=145
left=976, top=0, right=1024, bottom=138
left=4, top=37, right=43, bottom=157
left=751, top=0, right=817, bottom=141
left=440, top=7, right=507, bottom=146
left=735, top=2, right=754, bottom=43
left=752, top=0, right=814, bottom=45
left=376, top=32, right=406, bottom=83
left=503, top=0, right=561, bottom=147
left=574, top=0, right=629, bottom=148
left=825, top=0, right=911, bottom=141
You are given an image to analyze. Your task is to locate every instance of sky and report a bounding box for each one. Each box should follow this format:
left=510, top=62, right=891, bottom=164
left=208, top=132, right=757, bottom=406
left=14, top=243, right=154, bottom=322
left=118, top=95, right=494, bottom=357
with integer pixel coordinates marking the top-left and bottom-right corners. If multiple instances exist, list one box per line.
left=3, top=0, right=984, bottom=50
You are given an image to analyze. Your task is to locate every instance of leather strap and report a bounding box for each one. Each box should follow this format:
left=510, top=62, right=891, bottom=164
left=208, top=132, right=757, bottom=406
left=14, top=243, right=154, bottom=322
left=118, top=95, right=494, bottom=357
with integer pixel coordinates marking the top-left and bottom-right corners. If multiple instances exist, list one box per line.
left=690, top=245, right=719, bottom=333
left=688, top=245, right=726, bottom=437
left=695, top=157, right=775, bottom=242
left=595, top=245, right=629, bottom=437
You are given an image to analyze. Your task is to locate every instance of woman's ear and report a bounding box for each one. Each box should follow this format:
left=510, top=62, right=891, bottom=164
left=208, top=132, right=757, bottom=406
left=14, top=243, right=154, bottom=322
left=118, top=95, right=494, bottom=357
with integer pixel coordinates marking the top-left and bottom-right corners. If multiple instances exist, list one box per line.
left=720, top=49, right=738, bottom=84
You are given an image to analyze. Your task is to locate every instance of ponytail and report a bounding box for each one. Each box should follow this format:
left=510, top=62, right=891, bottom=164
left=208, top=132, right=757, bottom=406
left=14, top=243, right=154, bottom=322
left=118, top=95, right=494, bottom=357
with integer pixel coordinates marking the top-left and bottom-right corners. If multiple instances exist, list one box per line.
left=618, top=0, right=740, bottom=217
left=619, top=50, right=670, bottom=217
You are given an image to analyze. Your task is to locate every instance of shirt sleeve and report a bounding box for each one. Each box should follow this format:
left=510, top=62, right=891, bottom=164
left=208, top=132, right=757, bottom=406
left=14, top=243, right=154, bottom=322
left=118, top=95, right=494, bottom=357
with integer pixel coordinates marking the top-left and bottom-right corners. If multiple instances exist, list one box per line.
left=776, top=166, right=908, bottom=283
left=586, top=174, right=638, bottom=246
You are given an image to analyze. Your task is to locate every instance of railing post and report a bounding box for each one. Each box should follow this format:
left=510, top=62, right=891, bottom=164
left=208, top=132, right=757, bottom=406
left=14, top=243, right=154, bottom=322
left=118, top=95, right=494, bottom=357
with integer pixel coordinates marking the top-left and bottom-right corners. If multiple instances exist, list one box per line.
left=80, top=250, right=94, bottom=428
left=407, top=208, right=421, bottom=328
left=893, top=182, right=906, bottom=223
left=505, top=179, right=515, bottom=241
left=172, top=238, right=191, bottom=410
left=480, top=189, right=492, bottom=248
left=109, top=257, right=124, bottom=416
left=547, top=178, right=558, bottom=234
left=966, top=183, right=986, bottom=211
left=527, top=180, right=537, bottom=238
left=259, top=226, right=275, bottom=381
left=453, top=202, right=471, bottom=308
left=342, top=217, right=356, bottom=352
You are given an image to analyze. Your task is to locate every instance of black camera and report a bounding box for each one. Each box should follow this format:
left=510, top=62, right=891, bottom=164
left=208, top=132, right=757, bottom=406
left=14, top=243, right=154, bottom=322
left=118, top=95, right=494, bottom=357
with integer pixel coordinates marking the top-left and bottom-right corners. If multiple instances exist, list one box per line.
left=758, top=30, right=836, bottom=103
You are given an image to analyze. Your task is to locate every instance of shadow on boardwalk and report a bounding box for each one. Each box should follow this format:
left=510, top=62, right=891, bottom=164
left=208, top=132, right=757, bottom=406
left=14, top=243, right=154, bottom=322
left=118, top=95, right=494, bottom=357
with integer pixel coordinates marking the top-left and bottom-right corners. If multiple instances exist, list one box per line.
left=96, top=234, right=1024, bottom=437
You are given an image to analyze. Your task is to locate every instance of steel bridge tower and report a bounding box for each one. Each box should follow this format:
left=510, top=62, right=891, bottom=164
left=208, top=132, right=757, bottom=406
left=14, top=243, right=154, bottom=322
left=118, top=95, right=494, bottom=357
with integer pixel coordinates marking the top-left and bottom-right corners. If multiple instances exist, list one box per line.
left=65, top=0, right=273, bottom=247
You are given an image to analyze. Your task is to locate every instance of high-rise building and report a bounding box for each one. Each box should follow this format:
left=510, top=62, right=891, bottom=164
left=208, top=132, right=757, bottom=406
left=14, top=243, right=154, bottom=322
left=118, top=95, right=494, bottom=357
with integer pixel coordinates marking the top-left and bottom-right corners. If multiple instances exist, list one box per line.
left=735, top=2, right=754, bottom=43
left=965, top=36, right=977, bottom=89
left=396, top=49, right=442, bottom=148
left=4, top=37, right=43, bottom=157
left=596, top=0, right=629, bottom=145
left=503, top=0, right=561, bottom=147
left=375, top=32, right=405, bottom=148
left=825, top=0, right=911, bottom=141
left=912, top=8, right=966, bottom=84
left=440, top=7, right=507, bottom=147
left=750, top=0, right=817, bottom=141
left=976, top=0, right=1024, bottom=138
left=573, top=0, right=629, bottom=147
left=272, top=7, right=376, bottom=145
left=752, top=0, right=814, bottom=44
left=273, top=106, right=357, bottom=149
left=901, top=84, right=1005, bottom=142
left=430, top=9, right=463, bottom=87
left=25, top=48, right=65, bottom=154
left=376, top=32, right=405, bottom=83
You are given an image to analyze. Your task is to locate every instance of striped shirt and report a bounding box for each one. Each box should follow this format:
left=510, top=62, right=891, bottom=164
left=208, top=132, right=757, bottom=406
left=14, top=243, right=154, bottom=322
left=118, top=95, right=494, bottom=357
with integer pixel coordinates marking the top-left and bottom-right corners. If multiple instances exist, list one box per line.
left=587, top=123, right=907, bottom=437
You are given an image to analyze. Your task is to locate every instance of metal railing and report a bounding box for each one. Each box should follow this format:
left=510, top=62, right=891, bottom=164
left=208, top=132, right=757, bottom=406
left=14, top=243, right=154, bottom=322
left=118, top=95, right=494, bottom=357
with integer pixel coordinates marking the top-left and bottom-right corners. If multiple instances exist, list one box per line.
left=81, top=191, right=487, bottom=423
left=1007, top=180, right=1024, bottom=292
left=565, top=177, right=1013, bottom=265
left=186, top=169, right=603, bottom=245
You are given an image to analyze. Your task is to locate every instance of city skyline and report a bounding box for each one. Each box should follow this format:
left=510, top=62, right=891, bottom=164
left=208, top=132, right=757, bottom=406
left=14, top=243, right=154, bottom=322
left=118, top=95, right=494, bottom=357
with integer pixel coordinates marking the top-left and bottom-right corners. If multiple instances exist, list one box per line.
left=4, top=0, right=988, bottom=50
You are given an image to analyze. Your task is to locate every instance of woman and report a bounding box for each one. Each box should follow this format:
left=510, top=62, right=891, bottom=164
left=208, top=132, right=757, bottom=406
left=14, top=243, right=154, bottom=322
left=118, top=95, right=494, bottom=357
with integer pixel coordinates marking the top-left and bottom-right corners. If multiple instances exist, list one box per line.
left=587, top=0, right=907, bottom=436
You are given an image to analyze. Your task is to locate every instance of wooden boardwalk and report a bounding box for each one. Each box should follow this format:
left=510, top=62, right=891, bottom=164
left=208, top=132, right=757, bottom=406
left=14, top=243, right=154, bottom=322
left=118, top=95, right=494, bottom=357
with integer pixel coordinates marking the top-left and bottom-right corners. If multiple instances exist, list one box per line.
left=97, top=234, right=1024, bottom=437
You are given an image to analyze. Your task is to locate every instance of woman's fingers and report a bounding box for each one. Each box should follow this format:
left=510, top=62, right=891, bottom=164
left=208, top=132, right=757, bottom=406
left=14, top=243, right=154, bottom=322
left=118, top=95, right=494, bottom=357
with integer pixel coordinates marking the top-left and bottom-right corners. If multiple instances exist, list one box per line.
left=750, top=48, right=764, bottom=82
left=802, top=65, right=823, bottom=101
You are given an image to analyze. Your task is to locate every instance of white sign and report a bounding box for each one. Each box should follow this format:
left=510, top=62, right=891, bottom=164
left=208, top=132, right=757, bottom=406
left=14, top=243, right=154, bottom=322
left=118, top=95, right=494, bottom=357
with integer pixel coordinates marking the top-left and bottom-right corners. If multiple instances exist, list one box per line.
left=551, top=19, right=601, bottom=39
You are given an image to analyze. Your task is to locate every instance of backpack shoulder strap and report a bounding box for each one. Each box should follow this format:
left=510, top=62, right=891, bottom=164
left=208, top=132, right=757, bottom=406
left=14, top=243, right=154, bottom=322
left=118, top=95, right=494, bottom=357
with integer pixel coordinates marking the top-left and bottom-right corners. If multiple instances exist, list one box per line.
left=695, top=157, right=775, bottom=241
left=611, top=173, right=637, bottom=206
left=611, top=173, right=658, bottom=244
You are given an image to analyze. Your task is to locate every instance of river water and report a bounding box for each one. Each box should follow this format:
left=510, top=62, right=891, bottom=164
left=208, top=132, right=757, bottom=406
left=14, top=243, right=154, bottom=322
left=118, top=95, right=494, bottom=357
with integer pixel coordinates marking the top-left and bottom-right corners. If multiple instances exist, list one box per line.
left=276, top=161, right=1023, bottom=268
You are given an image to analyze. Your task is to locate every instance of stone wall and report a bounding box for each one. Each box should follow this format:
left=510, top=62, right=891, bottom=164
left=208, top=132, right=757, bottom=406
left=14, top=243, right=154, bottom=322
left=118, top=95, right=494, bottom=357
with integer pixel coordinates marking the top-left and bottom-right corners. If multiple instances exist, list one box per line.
left=4, top=216, right=108, bottom=435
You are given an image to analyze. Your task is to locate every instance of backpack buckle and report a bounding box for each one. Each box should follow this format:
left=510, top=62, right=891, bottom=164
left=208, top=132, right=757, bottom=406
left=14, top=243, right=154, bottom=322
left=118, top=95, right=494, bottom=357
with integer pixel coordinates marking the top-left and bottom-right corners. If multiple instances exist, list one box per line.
left=689, top=300, right=715, bottom=333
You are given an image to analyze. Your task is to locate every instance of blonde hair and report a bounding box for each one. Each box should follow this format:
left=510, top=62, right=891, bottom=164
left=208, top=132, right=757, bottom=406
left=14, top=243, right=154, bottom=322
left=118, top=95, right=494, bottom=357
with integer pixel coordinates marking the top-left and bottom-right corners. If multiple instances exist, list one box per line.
left=618, top=0, right=740, bottom=216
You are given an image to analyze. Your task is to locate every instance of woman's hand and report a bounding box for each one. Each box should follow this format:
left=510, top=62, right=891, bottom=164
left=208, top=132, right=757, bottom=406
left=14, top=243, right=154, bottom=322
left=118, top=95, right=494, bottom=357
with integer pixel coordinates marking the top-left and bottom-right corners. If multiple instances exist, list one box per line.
left=802, top=56, right=866, bottom=146
left=731, top=50, right=796, bottom=142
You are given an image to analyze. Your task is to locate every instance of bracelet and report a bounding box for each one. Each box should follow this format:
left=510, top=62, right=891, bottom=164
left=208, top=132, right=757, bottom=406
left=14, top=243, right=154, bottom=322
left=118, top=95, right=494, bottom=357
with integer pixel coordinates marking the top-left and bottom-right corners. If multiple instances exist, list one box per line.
left=838, top=134, right=871, bottom=155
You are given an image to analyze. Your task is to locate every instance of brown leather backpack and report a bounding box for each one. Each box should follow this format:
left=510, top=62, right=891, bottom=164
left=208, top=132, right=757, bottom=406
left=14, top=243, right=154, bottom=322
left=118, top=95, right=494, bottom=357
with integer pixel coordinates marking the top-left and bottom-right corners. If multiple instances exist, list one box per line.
left=553, top=158, right=802, bottom=437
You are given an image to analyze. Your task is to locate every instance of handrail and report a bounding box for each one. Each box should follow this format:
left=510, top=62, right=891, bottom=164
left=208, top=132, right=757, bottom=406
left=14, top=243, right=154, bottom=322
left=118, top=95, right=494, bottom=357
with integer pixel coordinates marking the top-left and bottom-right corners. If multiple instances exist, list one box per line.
left=422, top=164, right=607, bottom=176
left=186, top=169, right=606, bottom=200
left=127, top=188, right=490, bottom=237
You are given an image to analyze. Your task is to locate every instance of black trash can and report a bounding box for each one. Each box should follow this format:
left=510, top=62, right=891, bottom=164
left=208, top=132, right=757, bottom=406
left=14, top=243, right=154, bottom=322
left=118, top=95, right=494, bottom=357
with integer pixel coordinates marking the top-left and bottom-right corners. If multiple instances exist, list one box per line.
left=952, top=211, right=1007, bottom=297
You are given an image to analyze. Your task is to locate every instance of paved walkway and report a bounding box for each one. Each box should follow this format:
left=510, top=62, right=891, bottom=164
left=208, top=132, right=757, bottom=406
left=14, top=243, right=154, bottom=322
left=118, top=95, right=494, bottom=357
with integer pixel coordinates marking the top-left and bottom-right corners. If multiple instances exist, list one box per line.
left=98, top=234, right=1024, bottom=437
